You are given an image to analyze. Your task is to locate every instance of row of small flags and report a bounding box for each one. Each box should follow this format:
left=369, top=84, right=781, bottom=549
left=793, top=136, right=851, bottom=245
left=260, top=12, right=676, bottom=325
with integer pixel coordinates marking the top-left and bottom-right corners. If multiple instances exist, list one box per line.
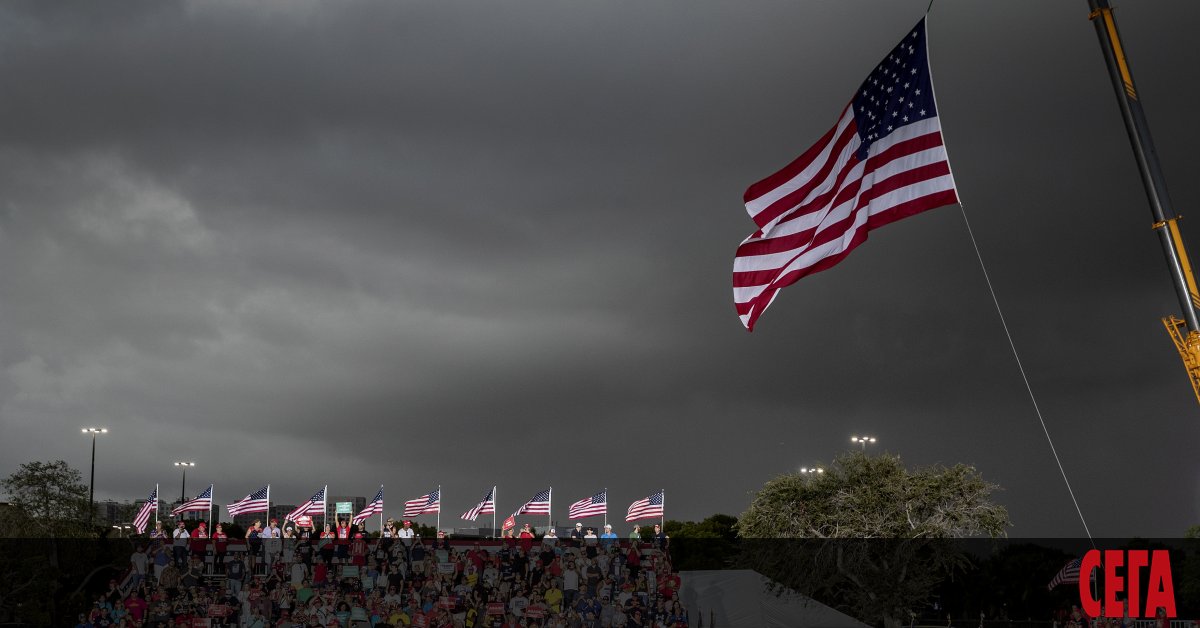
left=130, top=484, right=664, bottom=533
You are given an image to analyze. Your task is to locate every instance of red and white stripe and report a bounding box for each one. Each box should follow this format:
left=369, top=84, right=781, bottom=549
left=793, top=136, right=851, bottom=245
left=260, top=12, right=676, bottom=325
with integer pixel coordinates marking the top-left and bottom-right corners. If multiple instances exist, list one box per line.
left=132, top=488, right=157, bottom=534
left=567, top=490, right=607, bottom=520
left=460, top=487, right=495, bottom=522
left=353, top=487, right=385, bottom=525
left=403, top=489, right=441, bottom=517
left=733, top=112, right=957, bottom=331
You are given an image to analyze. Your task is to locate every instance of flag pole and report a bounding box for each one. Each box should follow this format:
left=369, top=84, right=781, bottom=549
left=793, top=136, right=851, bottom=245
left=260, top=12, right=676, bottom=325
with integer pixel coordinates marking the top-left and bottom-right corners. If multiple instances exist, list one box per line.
left=266, top=485, right=271, bottom=532
left=1087, top=0, right=1200, bottom=403
left=210, top=485, right=215, bottom=531
left=379, top=485, right=384, bottom=535
left=660, top=489, right=665, bottom=529
left=603, top=487, right=607, bottom=529
left=493, top=486, right=497, bottom=539
left=548, top=486, right=553, bottom=532
left=437, top=485, right=442, bottom=534
left=154, top=483, right=159, bottom=529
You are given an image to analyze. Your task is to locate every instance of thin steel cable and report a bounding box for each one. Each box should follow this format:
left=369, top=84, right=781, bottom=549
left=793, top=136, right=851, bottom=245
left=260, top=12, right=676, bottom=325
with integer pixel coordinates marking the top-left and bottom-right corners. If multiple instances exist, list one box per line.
left=956, top=202, right=1095, bottom=544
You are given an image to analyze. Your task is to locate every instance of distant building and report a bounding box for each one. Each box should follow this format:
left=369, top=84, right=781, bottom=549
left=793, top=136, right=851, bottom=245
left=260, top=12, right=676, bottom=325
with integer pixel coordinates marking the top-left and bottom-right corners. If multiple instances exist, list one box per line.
left=270, top=504, right=297, bottom=526
left=96, top=500, right=154, bottom=528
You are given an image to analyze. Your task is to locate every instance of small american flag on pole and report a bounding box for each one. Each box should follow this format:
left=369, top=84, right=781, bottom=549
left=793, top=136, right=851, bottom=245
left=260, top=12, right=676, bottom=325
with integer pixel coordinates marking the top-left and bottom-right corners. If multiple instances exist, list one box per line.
left=516, top=489, right=551, bottom=515
left=171, top=485, right=212, bottom=516
left=286, top=486, right=327, bottom=522
left=353, top=486, right=385, bottom=525
left=226, top=485, right=269, bottom=517
left=568, top=490, right=607, bottom=520
left=132, top=487, right=157, bottom=534
left=625, top=491, right=664, bottom=522
left=403, top=489, right=441, bottom=517
left=733, top=18, right=958, bottom=331
left=1047, top=558, right=1082, bottom=591
left=460, top=486, right=496, bottom=521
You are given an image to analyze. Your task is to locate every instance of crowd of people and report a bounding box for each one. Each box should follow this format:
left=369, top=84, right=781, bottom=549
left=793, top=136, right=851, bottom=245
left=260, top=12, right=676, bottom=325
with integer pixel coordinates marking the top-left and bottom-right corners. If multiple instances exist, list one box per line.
left=74, top=518, right=686, bottom=628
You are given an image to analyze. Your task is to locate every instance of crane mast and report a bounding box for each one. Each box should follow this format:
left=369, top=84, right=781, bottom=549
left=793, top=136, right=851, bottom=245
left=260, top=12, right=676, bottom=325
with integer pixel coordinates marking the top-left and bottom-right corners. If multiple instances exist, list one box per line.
left=1087, top=0, right=1200, bottom=404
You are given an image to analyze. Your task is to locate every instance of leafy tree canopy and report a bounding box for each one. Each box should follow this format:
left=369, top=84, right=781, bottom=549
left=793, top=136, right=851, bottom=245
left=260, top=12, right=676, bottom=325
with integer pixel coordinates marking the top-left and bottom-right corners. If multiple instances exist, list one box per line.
left=737, top=451, right=1009, bottom=539
left=734, top=452, right=1010, bottom=627
left=1, top=460, right=93, bottom=538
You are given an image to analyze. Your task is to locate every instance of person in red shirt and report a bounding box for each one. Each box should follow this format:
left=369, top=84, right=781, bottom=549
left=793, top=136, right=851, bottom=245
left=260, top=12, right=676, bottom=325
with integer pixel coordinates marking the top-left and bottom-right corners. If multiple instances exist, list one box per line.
left=518, top=524, right=535, bottom=553
left=123, top=591, right=148, bottom=624
left=313, top=561, right=328, bottom=586
left=351, top=533, right=367, bottom=566
left=336, top=519, right=351, bottom=562
left=658, top=571, right=680, bottom=602
left=626, top=543, right=641, bottom=578
left=190, top=521, right=209, bottom=562
left=212, top=523, right=229, bottom=574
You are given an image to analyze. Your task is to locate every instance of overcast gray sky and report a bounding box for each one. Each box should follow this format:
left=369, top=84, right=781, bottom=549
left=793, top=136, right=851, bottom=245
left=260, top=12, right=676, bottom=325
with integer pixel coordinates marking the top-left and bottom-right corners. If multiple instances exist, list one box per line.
left=1, top=0, right=1197, bottom=537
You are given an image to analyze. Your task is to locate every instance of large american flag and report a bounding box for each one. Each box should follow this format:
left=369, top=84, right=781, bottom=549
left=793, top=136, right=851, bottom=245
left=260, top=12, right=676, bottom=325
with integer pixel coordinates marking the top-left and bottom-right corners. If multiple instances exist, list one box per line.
left=402, top=489, right=441, bottom=517
left=353, top=486, right=385, bottom=525
left=733, top=18, right=958, bottom=331
left=226, top=485, right=270, bottom=517
left=568, top=490, right=607, bottom=520
left=286, top=486, right=326, bottom=522
left=625, top=491, right=664, bottom=522
left=516, top=489, right=551, bottom=515
left=460, top=486, right=496, bottom=521
left=170, top=485, right=212, bottom=516
left=132, top=487, right=157, bottom=534
left=1047, top=558, right=1082, bottom=591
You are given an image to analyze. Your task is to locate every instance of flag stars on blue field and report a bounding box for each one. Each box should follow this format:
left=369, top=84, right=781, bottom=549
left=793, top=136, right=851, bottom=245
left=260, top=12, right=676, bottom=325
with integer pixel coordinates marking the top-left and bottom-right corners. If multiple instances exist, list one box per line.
left=851, top=21, right=936, bottom=158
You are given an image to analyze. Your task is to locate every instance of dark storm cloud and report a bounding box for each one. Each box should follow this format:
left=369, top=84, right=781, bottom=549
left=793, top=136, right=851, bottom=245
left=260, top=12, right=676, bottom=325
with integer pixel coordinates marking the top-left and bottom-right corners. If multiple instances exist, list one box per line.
left=1, top=0, right=1198, bottom=536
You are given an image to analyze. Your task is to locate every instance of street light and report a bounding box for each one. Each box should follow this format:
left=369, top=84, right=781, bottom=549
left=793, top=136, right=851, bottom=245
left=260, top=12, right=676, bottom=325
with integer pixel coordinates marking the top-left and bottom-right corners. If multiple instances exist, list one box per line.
left=850, top=435, right=877, bottom=452
left=173, top=461, right=196, bottom=506
left=82, top=428, right=108, bottom=524
left=799, top=466, right=825, bottom=475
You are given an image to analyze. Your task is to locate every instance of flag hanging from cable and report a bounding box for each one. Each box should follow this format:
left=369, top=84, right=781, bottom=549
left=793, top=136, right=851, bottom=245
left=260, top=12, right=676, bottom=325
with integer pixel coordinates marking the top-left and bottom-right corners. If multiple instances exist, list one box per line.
left=171, top=485, right=213, bottom=516
left=403, top=489, right=441, bottom=517
left=353, top=486, right=385, bottom=525
left=132, top=487, right=158, bottom=534
left=461, top=487, right=496, bottom=521
left=568, top=490, right=607, bottom=520
left=732, top=18, right=958, bottom=331
left=625, top=491, right=664, bottom=522
left=516, top=489, right=552, bottom=515
left=226, top=486, right=270, bottom=517
left=1047, top=558, right=1082, bottom=591
left=286, top=486, right=327, bottom=522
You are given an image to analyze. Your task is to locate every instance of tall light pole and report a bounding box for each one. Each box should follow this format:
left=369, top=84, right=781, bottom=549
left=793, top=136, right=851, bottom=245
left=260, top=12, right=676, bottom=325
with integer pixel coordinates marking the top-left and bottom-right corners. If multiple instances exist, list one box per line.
left=173, top=461, right=195, bottom=507
left=82, top=428, right=108, bottom=524
left=850, top=435, right=877, bottom=452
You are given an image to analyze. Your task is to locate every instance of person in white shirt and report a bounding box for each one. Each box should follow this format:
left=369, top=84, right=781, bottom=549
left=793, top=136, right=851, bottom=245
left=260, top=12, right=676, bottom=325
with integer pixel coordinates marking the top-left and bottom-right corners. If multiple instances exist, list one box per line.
left=261, top=518, right=281, bottom=566
left=129, top=544, right=148, bottom=588
left=397, top=520, right=415, bottom=544
left=172, top=521, right=190, bottom=567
